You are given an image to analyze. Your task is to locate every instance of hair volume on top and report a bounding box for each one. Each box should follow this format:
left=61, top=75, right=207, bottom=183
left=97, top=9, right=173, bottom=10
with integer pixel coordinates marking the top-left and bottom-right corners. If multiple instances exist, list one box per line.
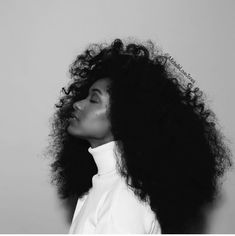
left=45, top=38, right=233, bottom=233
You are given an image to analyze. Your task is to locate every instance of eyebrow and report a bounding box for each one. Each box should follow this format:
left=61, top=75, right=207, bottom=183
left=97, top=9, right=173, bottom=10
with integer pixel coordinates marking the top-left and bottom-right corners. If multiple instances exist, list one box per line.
left=89, top=88, right=102, bottom=95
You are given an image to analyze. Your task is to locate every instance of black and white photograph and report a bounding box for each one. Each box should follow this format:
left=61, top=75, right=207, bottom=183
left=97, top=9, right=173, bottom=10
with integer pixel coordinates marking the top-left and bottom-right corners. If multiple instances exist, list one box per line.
left=0, top=0, right=234, bottom=234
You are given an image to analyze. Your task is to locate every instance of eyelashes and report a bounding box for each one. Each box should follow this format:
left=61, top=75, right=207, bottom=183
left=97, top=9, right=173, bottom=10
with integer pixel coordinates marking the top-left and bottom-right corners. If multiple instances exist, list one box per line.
left=89, top=94, right=99, bottom=103
left=76, top=91, right=99, bottom=103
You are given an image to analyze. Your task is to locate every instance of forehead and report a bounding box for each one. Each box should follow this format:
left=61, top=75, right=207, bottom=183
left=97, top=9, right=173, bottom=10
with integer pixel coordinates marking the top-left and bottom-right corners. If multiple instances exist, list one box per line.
left=90, top=78, right=111, bottom=92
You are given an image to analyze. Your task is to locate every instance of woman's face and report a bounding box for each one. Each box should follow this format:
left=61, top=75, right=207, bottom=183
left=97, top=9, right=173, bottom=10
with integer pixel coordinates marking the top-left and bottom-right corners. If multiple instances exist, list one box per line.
left=67, top=77, right=114, bottom=148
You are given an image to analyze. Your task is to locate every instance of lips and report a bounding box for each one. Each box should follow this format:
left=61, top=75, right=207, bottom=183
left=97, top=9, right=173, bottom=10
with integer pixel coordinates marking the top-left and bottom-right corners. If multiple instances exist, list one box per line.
left=71, top=113, right=80, bottom=120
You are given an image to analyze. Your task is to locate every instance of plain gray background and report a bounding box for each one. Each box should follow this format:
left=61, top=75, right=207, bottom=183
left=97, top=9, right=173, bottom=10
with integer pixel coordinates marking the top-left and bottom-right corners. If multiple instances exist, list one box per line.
left=0, top=0, right=234, bottom=233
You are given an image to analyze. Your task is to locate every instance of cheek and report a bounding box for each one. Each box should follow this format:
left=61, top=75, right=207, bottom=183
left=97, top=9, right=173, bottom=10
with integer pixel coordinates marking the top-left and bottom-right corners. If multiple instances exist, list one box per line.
left=84, top=111, right=110, bottom=131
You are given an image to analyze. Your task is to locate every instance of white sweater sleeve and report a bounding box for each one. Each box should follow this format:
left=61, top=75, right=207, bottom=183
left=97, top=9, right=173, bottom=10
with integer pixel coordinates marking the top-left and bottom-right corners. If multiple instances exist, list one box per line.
left=94, top=185, right=161, bottom=234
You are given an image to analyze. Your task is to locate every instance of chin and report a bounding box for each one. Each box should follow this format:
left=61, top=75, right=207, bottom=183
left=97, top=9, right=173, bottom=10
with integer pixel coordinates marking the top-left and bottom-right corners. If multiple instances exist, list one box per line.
left=67, top=125, right=86, bottom=139
left=67, top=125, right=78, bottom=136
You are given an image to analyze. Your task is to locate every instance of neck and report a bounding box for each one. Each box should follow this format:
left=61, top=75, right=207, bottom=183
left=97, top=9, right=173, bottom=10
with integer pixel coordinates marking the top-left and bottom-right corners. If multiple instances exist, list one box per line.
left=88, top=140, right=121, bottom=176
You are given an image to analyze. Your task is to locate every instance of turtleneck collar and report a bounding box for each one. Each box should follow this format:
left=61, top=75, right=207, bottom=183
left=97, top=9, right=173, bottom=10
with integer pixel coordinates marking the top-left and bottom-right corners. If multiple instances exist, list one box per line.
left=88, top=140, right=121, bottom=177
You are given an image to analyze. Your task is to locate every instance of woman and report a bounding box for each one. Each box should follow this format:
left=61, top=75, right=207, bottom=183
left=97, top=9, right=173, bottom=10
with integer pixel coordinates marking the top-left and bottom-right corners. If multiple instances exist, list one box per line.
left=46, top=38, right=233, bottom=233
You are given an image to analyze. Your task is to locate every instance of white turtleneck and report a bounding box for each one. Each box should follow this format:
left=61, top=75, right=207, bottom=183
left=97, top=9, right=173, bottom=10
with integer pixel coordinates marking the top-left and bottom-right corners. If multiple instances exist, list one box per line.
left=68, top=140, right=161, bottom=234
left=88, top=140, right=120, bottom=176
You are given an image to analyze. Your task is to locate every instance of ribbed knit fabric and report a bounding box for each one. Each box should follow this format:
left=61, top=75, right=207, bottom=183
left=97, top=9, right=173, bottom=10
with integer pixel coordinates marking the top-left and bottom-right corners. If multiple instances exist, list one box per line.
left=68, top=140, right=161, bottom=234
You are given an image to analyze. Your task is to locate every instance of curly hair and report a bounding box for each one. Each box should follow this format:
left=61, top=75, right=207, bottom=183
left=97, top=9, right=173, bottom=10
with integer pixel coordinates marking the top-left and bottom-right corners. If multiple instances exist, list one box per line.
left=44, top=37, right=233, bottom=233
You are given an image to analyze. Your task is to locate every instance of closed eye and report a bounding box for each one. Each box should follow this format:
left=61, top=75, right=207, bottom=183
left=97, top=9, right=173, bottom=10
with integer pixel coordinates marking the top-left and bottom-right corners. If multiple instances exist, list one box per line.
left=89, top=94, right=99, bottom=103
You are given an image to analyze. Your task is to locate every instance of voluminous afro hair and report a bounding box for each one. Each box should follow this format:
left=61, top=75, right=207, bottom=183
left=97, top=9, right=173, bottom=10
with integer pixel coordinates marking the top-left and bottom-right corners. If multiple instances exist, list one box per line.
left=45, top=37, right=233, bottom=233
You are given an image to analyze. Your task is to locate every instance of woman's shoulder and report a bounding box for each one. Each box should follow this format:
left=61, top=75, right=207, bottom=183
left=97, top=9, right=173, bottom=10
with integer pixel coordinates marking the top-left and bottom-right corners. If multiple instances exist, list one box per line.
left=112, top=179, right=154, bottom=217
left=98, top=177, right=161, bottom=233
left=116, top=180, right=161, bottom=233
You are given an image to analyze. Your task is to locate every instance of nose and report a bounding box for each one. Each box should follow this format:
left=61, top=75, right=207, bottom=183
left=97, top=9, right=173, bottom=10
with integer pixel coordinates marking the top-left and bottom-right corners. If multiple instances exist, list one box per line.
left=72, top=100, right=82, bottom=111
